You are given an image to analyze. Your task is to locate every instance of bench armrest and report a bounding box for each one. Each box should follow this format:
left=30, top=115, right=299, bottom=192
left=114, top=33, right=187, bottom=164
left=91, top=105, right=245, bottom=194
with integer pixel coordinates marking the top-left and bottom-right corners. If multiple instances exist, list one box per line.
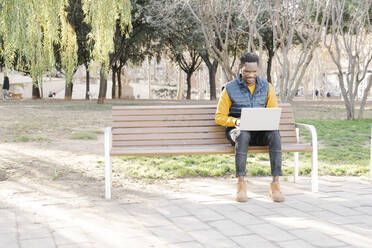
left=295, top=123, right=317, bottom=147
left=295, top=122, right=318, bottom=192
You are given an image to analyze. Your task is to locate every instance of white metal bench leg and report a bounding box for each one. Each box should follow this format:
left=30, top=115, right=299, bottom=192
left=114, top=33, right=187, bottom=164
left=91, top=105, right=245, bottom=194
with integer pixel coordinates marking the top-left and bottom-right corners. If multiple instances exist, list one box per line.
left=310, top=127, right=318, bottom=193
left=295, top=123, right=318, bottom=192
left=294, top=128, right=299, bottom=183
left=370, top=125, right=372, bottom=182
left=105, top=127, right=112, bottom=199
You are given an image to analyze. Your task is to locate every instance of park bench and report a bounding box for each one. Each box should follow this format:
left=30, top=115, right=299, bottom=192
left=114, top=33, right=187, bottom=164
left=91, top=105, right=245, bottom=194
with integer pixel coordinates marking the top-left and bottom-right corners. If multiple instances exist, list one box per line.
left=104, top=104, right=318, bottom=199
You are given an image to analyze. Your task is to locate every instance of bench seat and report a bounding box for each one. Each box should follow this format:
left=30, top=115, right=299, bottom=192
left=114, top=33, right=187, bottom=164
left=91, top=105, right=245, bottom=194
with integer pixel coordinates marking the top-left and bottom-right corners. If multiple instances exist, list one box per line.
left=111, top=143, right=313, bottom=156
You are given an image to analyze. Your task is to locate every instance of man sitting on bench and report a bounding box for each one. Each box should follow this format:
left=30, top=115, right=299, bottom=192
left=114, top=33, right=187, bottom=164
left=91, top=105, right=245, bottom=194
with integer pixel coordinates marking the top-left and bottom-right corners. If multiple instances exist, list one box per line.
left=215, top=52, right=285, bottom=203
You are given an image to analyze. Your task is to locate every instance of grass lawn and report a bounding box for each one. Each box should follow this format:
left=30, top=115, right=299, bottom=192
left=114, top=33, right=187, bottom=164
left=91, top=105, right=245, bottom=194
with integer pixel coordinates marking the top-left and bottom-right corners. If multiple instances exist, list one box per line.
left=115, top=118, right=372, bottom=179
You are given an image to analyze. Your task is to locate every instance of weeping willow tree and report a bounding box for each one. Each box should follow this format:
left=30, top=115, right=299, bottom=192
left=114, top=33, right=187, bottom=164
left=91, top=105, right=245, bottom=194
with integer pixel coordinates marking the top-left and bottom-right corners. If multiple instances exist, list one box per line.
left=0, top=0, right=68, bottom=98
left=82, top=0, right=132, bottom=104
left=0, top=0, right=131, bottom=102
left=60, top=9, right=78, bottom=100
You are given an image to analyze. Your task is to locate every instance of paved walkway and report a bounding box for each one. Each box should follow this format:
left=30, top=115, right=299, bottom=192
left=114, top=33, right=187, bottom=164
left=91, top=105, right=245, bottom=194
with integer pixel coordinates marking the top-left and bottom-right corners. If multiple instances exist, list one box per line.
left=1, top=176, right=372, bottom=248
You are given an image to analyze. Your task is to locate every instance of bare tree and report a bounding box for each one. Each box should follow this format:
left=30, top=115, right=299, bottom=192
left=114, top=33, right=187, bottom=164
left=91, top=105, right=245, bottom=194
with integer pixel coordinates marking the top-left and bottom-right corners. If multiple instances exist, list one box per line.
left=238, top=0, right=269, bottom=77
left=270, top=0, right=329, bottom=102
left=185, top=0, right=245, bottom=81
left=324, top=0, right=372, bottom=120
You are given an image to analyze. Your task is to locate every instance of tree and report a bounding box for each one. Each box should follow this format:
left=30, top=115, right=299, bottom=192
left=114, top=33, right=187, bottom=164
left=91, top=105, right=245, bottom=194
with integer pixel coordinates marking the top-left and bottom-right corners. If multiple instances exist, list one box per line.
left=60, top=10, right=78, bottom=100
left=82, top=0, right=132, bottom=104
left=110, top=0, right=160, bottom=99
left=200, top=50, right=218, bottom=100
left=65, top=0, right=92, bottom=100
left=269, top=0, right=329, bottom=102
left=147, top=0, right=204, bottom=99
left=186, top=0, right=245, bottom=81
left=0, top=0, right=69, bottom=99
left=324, top=0, right=372, bottom=120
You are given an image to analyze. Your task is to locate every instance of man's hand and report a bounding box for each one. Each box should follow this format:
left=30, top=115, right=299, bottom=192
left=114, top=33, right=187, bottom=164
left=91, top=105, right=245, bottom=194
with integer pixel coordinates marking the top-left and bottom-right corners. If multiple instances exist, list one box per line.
left=235, top=119, right=241, bottom=127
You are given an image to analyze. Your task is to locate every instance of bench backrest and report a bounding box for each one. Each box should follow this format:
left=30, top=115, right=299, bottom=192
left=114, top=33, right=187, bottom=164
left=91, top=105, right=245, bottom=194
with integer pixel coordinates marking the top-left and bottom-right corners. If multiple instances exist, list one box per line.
left=111, top=104, right=297, bottom=155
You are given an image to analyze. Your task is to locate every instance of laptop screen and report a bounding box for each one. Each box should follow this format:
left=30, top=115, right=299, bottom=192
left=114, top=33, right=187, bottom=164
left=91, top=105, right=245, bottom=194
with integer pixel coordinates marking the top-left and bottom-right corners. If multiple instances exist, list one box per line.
left=239, top=108, right=282, bottom=131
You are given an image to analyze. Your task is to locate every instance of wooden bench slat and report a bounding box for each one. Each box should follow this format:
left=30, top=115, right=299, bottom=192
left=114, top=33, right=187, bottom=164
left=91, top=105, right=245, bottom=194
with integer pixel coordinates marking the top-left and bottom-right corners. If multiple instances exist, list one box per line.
left=112, top=138, right=229, bottom=147
left=113, top=132, right=227, bottom=141
left=112, top=104, right=292, bottom=110
left=112, top=120, right=220, bottom=128
left=113, top=108, right=216, bottom=116
left=110, top=143, right=312, bottom=156
left=112, top=126, right=224, bottom=134
left=112, top=121, right=295, bottom=131
left=113, top=115, right=215, bottom=121
left=113, top=114, right=294, bottom=122
left=113, top=133, right=297, bottom=143
left=112, top=127, right=296, bottom=137
left=112, top=108, right=294, bottom=116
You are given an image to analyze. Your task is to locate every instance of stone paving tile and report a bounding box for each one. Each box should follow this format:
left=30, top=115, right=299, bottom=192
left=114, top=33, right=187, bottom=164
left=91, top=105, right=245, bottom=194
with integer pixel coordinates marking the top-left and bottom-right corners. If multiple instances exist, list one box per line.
left=351, top=206, right=372, bottom=215
left=170, top=216, right=210, bottom=232
left=147, top=198, right=172, bottom=207
left=236, top=203, right=277, bottom=216
left=18, top=224, right=52, bottom=240
left=170, top=241, right=204, bottom=248
left=332, top=233, right=372, bottom=248
left=249, top=198, right=282, bottom=209
left=188, top=229, right=238, bottom=248
left=20, top=237, right=56, bottom=248
left=307, top=211, right=358, bottom=225
left=231, top=234, right=277, bottom=248
left=271, top=206, right=313, bottom=218
left=148, top=225, right=194, bottom=243
left=264, top=216, right=310, bottom=230
left=208, top=219, right=251, bottom=236
left=155, top=205, right=190, bottom=218
left=318, top=204, right=365, bottom=217
left=221, top=210, right=265, bottom=226
left=130, top=212, right=174, bottom=227
left=340, top=223, right=372, bottom=237
left=171, top=199, right=207, bottom=211
left=52, top=227, right=91, bottom=246
left=283, top=200, right=323, bottom=212
left=92, top=235, right=163, bottom=248
left=206, top=202, right=240, bottom=214
left=245, top=223, right=297, bottom=242
left=342, top=215, right=372, bottom=228
left=289, top=229, right=346, bottom=247
left=0, top=232, right=18, bottom=248
left=58, top=243, right=95, bottom=248
left=190, top=208, right=225, bottom=222
left=277, top=239, right=315, bottom=248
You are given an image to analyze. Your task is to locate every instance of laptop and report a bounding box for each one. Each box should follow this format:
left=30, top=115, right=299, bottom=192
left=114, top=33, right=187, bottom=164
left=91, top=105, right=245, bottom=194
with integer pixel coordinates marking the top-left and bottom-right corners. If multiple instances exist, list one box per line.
left=239, top=108, right=282, bottom=131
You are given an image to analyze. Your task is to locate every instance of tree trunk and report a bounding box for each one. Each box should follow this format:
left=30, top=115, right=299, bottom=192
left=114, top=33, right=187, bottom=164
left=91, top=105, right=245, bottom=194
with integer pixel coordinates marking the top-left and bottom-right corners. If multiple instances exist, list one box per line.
left=117, top=67, right=122, bottom=99
left=112, top=68, right=116, bottom=99
left=32, top=81, right=41, bottom=99
left=208, top=61, right=218, bottom=100
left=267, top=50, right=274, bottom=83
left=177, top=67, right=183, bottom=100
left=200, top=53, right=218, bottom=100
left=97, top=67, right=107, bottom=104
left=186, top=72, right=192, bottom=100
left=64, top=80, right=73, bottom=100
left=85, top=67, right=90, bottom=100
left=358, top=75, right=372, bottom=119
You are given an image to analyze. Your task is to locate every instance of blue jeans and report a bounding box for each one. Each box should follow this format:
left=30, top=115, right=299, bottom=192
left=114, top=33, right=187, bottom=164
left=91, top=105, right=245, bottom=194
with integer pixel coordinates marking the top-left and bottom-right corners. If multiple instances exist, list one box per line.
left=226, top=127, right=282, bottom=177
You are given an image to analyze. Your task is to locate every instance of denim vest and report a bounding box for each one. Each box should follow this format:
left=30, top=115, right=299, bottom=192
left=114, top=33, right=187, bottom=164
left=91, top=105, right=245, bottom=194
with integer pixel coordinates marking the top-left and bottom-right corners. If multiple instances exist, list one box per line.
left=226, top=75, right=269, bottom=118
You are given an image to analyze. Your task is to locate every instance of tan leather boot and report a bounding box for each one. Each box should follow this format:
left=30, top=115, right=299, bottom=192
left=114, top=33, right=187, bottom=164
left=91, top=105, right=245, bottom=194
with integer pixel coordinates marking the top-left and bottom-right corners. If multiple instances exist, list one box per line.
left=236, top=182, right=248, bottom=202
left=270, top=182, right=285, bottom=202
